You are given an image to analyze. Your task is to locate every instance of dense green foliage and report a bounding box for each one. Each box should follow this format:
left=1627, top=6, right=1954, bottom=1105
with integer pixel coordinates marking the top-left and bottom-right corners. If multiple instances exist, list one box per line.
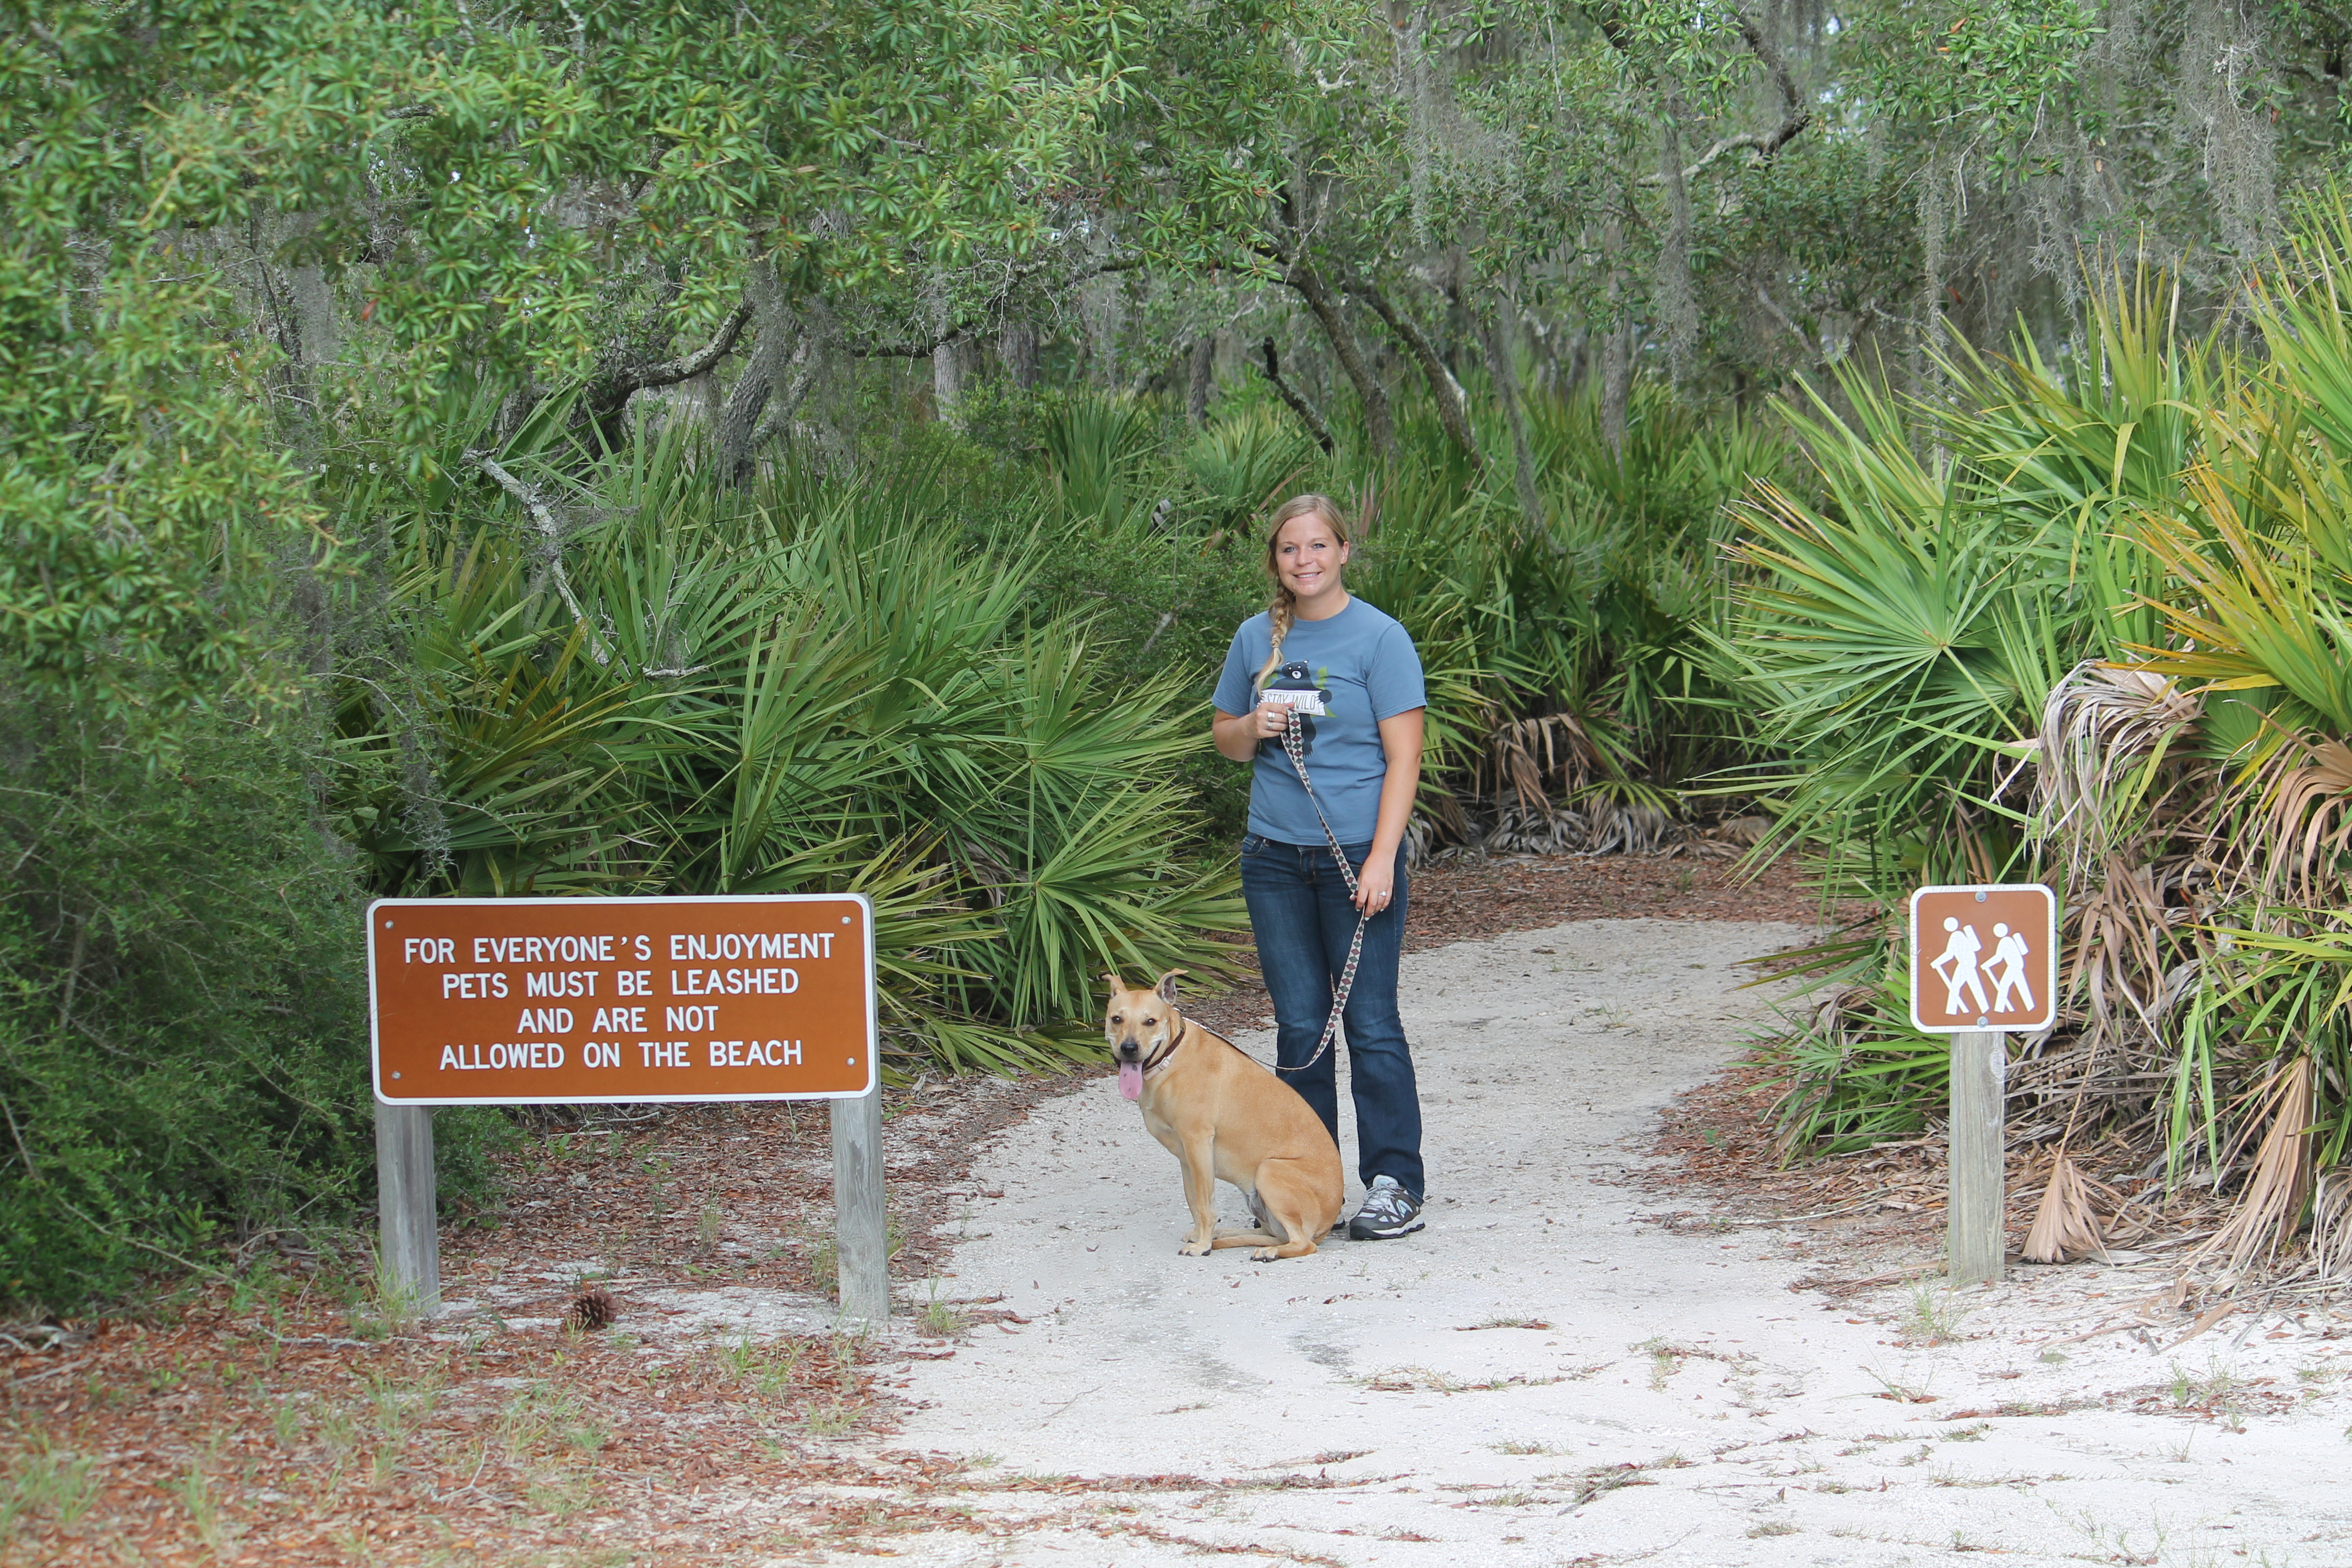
left=340, top=415, right=1244, bottom=1066
left=1725, top=213, right=2352, bottom=1276
left=0, top=701, right=514, bottom=1303
left=13, top=0, right=2352, bottom=1306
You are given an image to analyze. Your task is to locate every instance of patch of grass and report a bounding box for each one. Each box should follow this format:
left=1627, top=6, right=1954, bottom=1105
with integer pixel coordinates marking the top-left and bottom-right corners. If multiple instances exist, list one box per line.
left=1902, top=1280, right=1970, bottom=1345
left=1746, top=1521, right=1798, bottom=1538
left=1489, top=1440, right=1563, bottom=1456
left=1865, top=1366, right=1938, bottom=1404
left=719, top=1332, right=811, bottom=1401
left=918, top=1282, right=969, bottom=1338
left=176, top=1458, right=222, bottom=1553
left=802, top=1397, right=859, bottom=1436
left=0, top=1439, right=100, bottom=1537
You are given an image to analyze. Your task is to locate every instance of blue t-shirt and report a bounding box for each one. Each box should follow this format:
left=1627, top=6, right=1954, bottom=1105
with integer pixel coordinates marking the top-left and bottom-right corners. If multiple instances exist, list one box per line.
left=1213, top=598, right=1427, bottom=846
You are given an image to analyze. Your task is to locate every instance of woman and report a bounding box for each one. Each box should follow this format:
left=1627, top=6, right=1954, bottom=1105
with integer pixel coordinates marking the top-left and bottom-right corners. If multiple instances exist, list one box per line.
left=1210, top=494, right=1428, bottom=1240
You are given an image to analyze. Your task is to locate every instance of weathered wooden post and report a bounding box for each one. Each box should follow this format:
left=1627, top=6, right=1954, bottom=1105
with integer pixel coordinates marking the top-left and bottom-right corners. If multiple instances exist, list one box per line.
left=1945, top=1029, right=2006, bottom=1287
left=374, top=1101, right=440, bottom=1314
left=1909, top=884, right=2058, bottom=1291
left=831, top=1087, right=890, bottom=1324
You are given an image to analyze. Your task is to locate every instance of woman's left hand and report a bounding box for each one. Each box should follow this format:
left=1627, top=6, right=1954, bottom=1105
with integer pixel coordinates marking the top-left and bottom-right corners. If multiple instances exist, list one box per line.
left=1354, top=853, right=1397, bottom=916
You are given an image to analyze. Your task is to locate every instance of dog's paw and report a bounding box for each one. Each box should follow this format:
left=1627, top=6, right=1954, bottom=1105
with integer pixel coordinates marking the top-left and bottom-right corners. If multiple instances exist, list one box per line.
left=1250, top=1246, right=1293, bottom=1262
left=1177, top=1239, right=1213, bottom=1257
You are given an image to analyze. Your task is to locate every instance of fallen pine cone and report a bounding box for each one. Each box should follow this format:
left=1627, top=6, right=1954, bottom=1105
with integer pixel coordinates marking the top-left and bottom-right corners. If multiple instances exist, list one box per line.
left=564, top=1287, right=618, bottom=1331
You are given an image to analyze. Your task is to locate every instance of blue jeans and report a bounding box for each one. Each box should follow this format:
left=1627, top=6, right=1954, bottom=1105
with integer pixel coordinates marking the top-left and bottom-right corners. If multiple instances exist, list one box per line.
left=1238, top=834, right=1424, bottom=1201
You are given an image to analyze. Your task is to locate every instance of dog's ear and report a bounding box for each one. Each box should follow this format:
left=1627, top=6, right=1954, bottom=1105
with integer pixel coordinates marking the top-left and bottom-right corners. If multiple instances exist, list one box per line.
left=1155, top=968, right=1189, bottom=1005
left=1102, top=971, right=1128, bottom=998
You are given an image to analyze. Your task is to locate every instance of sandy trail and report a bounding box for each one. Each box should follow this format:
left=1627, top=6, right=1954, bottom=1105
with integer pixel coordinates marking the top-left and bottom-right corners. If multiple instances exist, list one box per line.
left=828, top=918, right=2352, bottom=1566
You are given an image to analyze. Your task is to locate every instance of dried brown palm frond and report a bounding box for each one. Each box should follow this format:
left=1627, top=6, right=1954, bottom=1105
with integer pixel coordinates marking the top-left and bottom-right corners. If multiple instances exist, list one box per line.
left=2022, top=1148, right=2108, bottom=1264
left=2034, top=661, right=2204, bottom=886
left=1586, top=799, right=1674, bottom=855
left=2246, top=732, right=2352, bottom=904
left=1484, top=712, right=1603, bottom=812
left=1480, top=801, right=1591, bottom=856
left=2197, top=1053, right=2318, bottom=1278
left=2067, top=854, right=2192, bottom=1043
left=2304, top=1173, right=2352, bottom=1284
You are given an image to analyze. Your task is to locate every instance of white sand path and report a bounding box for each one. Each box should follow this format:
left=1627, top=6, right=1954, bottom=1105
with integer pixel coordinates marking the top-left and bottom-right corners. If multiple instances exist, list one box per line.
left=817, top=917, right=2352, bottom=1566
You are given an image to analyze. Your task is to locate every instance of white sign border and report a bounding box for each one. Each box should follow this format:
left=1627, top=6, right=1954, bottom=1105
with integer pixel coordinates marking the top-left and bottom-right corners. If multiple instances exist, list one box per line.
left=366, top=892, right=880, bottom=1107
left=1907, top=883, right=2057, bottom=1036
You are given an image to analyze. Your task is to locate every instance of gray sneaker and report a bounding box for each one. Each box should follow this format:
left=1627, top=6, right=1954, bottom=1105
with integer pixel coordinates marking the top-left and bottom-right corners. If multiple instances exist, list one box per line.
left=1348, top=1174, right=1425, bottom=1240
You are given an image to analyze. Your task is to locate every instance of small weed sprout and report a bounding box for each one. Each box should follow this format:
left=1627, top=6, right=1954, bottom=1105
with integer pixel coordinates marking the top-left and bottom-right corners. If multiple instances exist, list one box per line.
left=1903, top=1280, right=1969, bottom=1345
left=919, top=1281, right=968, bottom=1338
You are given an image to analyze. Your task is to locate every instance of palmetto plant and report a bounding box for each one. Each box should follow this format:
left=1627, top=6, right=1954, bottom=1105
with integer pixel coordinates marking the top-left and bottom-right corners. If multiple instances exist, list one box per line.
left=1733, top=220, right=2352, bottom=1282
left=335, top=426, right=1244, bottom=1077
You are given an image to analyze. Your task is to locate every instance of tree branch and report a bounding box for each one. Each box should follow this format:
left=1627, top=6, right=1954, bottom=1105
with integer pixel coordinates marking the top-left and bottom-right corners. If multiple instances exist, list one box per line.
left=1253, top=338, right=1336, bottom=455
left=470, top=453, right=613, bottom=666
left=607, top=302, right=755, bottom=396
left=1355, top=276, right=1483, bottom=470
left=1640, top=14, right=1811, bottom=185
left=1253, top=239, right=1392, bottom=458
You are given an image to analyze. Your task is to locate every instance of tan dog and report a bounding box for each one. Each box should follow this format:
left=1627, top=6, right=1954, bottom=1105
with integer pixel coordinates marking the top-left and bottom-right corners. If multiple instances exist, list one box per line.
left=1104, top=971, right=1344, bottom=1260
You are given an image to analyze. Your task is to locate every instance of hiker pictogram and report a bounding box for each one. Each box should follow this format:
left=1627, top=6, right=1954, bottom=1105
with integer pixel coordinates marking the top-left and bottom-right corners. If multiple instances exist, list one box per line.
left=1909, top=885, right=2057, bottom=1034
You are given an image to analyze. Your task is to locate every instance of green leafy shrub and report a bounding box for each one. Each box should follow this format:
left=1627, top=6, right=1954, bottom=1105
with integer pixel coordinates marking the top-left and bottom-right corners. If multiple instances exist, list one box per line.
left=0, top=688, right=508, bottom=1306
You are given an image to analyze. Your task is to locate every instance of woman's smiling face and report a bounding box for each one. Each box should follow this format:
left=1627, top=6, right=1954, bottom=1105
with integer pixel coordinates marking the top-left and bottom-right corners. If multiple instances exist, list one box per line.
left=1273, top=511, right=1349, bottom=605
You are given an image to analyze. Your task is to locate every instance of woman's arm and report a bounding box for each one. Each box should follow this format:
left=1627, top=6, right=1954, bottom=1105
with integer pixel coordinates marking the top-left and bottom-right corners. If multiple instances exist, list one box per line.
left=1353, top=707, right=1425, bottom=913
left=1212, top=704, right=1289, bottom=761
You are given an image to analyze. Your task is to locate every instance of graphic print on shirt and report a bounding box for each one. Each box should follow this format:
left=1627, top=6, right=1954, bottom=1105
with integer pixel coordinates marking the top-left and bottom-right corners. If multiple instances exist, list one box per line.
left=1260, top=661, right=1332, bottom=753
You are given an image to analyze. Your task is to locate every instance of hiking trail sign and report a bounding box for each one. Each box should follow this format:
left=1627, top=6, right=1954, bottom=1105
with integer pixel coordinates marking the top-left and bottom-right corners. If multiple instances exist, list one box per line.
left=364, top=894, right=886, bottom=1323
left=1909, top=882, right=2059, bottom=1288
left=1908, top=884, right=2057, bottom=1036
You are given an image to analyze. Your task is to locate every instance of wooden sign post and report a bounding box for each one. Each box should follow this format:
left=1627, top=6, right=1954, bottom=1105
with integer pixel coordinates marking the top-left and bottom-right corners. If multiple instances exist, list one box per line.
left=1909, top=884, right=2058, bottom=1288
left=366, top=894, right=884, bottom=1321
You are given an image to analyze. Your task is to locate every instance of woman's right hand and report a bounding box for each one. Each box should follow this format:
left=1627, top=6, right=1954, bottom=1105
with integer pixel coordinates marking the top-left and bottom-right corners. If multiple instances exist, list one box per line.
left=1250, top=700, right=1292, bottom=740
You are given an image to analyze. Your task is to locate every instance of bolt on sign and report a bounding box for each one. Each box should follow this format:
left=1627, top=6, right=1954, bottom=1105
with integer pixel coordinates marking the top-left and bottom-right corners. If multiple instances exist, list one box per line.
left=367, top=894, right=875, bottom=1104
left=1908, top=884, right=2058, bottom=1035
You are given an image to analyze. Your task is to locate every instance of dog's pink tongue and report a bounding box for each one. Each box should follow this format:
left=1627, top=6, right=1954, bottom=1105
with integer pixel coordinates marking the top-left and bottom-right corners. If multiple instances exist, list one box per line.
left=1118, top=1063, right=1143, bottom=1100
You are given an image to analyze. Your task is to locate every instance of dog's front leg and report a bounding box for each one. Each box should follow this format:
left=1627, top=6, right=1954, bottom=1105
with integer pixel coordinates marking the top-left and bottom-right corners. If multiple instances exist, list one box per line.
left=1177, top=1136, right=1219, bottom=1256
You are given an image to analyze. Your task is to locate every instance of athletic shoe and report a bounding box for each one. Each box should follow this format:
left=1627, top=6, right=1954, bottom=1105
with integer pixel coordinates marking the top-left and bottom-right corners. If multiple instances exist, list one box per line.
left=1347, top=1174, right=1425, bottom=1240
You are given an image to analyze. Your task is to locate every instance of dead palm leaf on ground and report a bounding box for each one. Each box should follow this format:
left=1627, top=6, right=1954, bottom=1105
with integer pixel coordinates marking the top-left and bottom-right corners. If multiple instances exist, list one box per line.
left=2198, top=1053, right=2319, bottom=1278
left=2023, top=1147, right=2108, bottom=1264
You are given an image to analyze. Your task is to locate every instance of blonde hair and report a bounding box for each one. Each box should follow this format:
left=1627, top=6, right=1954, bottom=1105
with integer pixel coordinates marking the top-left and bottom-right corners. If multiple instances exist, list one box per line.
left=1254, top=494, right=1352, bottom=691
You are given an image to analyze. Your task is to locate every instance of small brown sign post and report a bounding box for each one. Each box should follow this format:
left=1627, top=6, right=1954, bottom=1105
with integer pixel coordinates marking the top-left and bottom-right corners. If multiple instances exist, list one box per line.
left=1909, top=884, right=2058, bottom=1288
left=366, top=894, right=884, bottom=1321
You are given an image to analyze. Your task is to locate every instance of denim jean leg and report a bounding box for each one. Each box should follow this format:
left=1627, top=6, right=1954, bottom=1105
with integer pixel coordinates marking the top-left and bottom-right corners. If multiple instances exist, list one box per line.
left=1239, top=838, right=1342, bottom=1152
left=1327, top=847, right=1422, bottom=1201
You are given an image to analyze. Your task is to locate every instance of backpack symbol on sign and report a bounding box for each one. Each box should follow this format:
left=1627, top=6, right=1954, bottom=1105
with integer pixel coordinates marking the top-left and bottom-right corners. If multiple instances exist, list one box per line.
left=1261, top=661, right=1330, bottom=750
left=1930, top=916, right=1990, bottom=1017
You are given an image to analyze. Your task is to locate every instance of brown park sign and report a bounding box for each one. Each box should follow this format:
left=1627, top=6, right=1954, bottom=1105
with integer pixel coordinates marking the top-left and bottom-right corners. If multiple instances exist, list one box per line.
left=1908, top=884, right=2058, bottom=1035
left=367, top=894, right=875, bottom=1104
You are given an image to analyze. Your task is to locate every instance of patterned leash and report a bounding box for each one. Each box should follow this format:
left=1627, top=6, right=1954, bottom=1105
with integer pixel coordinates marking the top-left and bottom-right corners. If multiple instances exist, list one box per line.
left=1273, top=706, right=1372, bottom=1076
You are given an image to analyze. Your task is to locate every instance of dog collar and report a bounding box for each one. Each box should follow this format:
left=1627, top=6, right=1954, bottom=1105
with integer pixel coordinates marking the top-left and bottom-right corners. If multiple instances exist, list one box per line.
left=1139, top=1020, right=1188, bottom=1077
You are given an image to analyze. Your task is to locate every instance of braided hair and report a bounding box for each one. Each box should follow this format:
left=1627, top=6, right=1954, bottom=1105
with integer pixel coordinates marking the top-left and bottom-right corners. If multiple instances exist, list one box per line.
left=1253, top=493, right=1353, bottom=692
